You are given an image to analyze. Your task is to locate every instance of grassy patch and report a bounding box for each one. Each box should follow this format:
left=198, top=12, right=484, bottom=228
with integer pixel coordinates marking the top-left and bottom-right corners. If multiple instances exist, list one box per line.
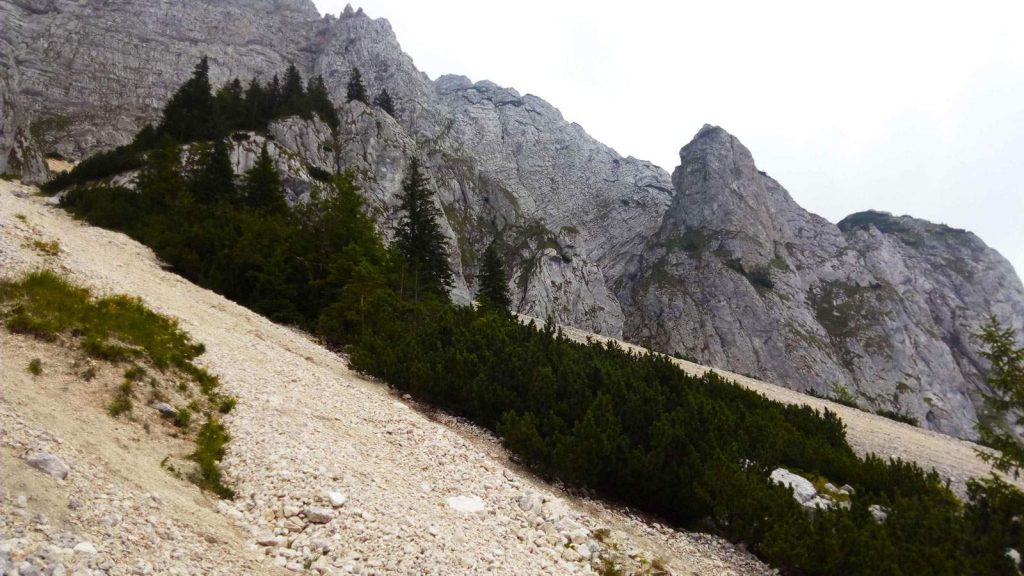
left=0, top=270, right=236, bottom=498
left=191, top=417, right=234, bottom=499
left=31, top=240, right=61, bottom=256
left=27, top=358, right=42, bottom=376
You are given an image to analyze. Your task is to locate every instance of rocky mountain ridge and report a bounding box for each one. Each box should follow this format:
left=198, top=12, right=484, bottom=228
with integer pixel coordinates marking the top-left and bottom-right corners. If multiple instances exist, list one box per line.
left=2, top=0, right=1022, bottom=439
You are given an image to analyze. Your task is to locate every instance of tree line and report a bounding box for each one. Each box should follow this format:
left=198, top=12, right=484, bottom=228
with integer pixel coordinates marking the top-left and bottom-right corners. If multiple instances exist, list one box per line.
left=54, top=57, right=1024, bottom=576
left=43, top=58, right=397, bottom=194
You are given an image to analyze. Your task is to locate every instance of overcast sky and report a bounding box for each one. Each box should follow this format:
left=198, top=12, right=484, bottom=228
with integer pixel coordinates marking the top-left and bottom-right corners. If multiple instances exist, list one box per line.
left=314, top=0, right=1024, bottom=278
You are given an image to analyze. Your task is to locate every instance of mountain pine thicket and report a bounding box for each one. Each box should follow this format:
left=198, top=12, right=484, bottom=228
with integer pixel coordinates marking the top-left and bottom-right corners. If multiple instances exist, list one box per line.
left=52, top=58, right=1024, bottom=576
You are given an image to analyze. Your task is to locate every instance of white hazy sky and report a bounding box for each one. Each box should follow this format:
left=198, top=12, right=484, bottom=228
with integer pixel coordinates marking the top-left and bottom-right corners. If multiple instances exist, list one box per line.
left=314, top=0, right=1024, bottom=278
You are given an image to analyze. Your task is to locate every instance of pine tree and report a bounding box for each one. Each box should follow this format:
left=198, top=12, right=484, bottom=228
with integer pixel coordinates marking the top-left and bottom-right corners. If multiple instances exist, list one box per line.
left=307, top=75, right=339, bottom=130
left=214, top=79, right=245, bottom=133
left=373, top=89, right=396, bottom=116
left=243, top=143, right=287, bottom=212
left=476, top=238, right=512, bottom=313
left=159, top=56, right=217, bottom=142
left=242, top=78, right=268, bottom=130
left=280, top=64, right=308, bottom=118
left=266, top=75, right=281, bottom=119
left=394, top=158, right=452, bottom=298
left=346, top=67, right=367, bottom=103
left=975, top=316, right=1024, bottom=477
left=192, top=137, right=235, bottom=204
left=137, top=136, right=185, bottom=210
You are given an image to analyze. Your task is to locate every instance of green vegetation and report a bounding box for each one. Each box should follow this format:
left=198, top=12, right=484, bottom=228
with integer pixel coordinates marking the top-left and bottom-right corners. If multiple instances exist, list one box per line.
left=191, top=416, right=234, bottom=499
left=475, top=238, right=512, bottom=314
left=975, top=316, right=1024, bottom=478
left=346, top=67, right=368, bottom=104
left=663, top=229, right=710, bottom=255
left=31, top=239, right=60, bottom=256
left=46, top=58, right=1024, bottom=575
left=374, top=88, right=396, bottom=116
left=838, top=210, right=913, bottom=235
left=0, top=270, right=235, bottom=498
left=875, top=408, right=919, bottom=427
left=27, top=358, right=42, bottom=376
left=394, top=157, right=454, bottom=298
left=42, top=58, right=339, bottom=195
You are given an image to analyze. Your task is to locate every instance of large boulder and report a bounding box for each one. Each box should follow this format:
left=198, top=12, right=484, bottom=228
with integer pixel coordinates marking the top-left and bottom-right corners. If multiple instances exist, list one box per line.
left=24, top=451, right=69, bottom=480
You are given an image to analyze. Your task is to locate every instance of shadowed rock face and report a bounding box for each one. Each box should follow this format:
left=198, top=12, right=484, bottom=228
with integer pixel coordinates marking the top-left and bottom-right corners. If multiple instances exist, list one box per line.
left=3, top=1, right=1022, bottom=439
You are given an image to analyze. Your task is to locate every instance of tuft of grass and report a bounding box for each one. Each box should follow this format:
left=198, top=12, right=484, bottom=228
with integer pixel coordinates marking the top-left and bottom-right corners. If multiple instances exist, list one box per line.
left=27, top=358, right=43, bottom=376
left=218, top=396, right=237, bottom=414
left=173, top=406, right=192, bottom=429
left=31, top=240, right=61, bottom=256
left=108, top=381, right=133, bottom=416
left=81, top=366, right=97, bottom=381
left=191, top=417, right=234, bottom=499
left=124, top=365, right=147, bottom=382
left=14, top=213, right=26, bottom=221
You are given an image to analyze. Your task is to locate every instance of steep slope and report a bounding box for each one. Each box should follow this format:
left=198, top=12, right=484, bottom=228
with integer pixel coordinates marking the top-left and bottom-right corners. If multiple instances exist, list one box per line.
left=3, top=0, right=1023, bottom=439
left=1, top=180, right=769, bottom=575
left=623, top=125, right=1024, bottom=438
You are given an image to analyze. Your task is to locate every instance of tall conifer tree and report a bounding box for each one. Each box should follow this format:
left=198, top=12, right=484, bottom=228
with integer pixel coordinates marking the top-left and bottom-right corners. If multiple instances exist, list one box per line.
left=476, top=239, right=512, bottom=313
left=243, top=143, right=286, bottom=212
left=280, top=64, right=308, bottom=118
left=159, top=56, right=216, bottom=142
left=346, top=67, right=368, bottom=103
left=193, top=138, right=235, bottom=204
left=394, top=158, right=452, bottom=298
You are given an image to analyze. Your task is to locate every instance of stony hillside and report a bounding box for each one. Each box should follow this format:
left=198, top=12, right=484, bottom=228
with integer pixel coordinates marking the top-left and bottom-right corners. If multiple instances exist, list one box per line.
left=1, top=180, right=772, bottom=575
left=2, top=0, right=1023, bottom=439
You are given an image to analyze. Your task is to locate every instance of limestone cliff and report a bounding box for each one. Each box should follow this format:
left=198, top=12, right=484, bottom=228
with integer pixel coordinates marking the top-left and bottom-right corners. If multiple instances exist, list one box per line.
left=622, top=126, right=1024, bottom=438
left=2, top=1, right=1022, bottom=438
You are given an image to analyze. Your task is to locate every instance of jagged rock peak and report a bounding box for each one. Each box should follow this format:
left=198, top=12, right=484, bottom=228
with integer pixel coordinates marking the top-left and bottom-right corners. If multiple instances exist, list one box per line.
left=341, top=3, right=366, bottom=18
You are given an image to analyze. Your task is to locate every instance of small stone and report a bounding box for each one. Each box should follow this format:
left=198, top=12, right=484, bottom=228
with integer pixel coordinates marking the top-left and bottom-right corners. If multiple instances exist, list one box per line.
left=446, top=495, right=486, bottom=514
left=304, top=507, right=335, bottom=524
left=24, top=452, right=70, bottom=480
left=561, top=547, right=582, bottom=562
left=327, top=491, right=347, bottom=508
left=1005, top=548, right=1020, bottom=567
left=869, top=504, right=889, bottom=523
left=256, top=534, right=286, bottom=547
left=72, top=542, right=97, bottom=555
left=151, top=402, right=177, bottom=417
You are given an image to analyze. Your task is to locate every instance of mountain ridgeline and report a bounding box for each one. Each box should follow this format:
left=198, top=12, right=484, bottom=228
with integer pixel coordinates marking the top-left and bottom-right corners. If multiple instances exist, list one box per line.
left=2, top=0, right=1023, bottom=441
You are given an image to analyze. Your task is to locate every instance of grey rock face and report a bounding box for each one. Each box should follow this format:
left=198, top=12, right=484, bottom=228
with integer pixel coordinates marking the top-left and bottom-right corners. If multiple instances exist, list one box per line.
left=0, top=22, right=47, bottom=184
left=624, top=125, right=1024, bottom=438
left=4, top=1, right=1023, bottom=439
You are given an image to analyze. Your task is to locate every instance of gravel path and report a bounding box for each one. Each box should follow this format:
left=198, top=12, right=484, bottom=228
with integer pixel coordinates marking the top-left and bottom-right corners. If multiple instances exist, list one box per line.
left=1, top=184, right=771, bottom=574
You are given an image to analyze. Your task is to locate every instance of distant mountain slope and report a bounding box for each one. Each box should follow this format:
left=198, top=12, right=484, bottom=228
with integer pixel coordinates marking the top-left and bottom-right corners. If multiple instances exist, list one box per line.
left=2, top=0, right=1022, bottom=439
